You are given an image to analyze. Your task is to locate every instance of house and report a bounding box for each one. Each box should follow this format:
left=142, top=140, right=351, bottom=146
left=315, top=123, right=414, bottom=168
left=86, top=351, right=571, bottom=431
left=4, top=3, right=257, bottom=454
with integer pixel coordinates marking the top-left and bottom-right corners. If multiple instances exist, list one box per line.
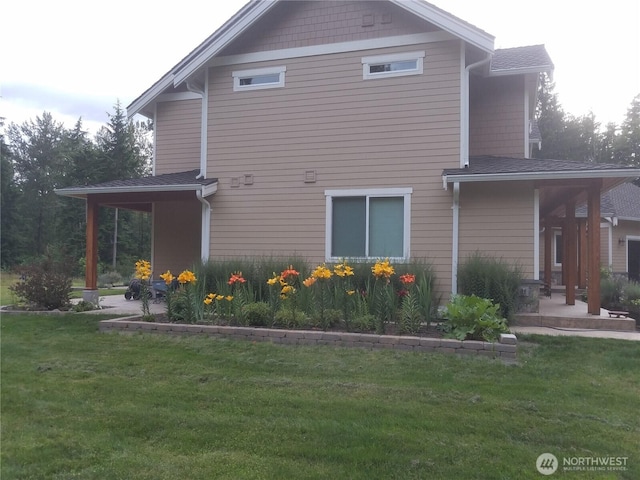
left=56, top=0, right=640, bottom=314
left=544, top=182, right=640, bottom=285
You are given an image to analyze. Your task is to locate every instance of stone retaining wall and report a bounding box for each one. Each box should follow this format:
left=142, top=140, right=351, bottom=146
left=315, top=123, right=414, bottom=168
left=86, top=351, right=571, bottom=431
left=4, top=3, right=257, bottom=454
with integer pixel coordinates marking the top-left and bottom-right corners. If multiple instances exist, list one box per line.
left=99, top=318, right=517, bottom=360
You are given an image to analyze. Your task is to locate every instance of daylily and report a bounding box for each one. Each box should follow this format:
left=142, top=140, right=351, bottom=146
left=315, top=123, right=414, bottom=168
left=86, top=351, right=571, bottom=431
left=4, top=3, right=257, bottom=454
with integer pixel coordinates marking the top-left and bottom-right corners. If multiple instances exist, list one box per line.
left=160, top=270, right=175, bottom=285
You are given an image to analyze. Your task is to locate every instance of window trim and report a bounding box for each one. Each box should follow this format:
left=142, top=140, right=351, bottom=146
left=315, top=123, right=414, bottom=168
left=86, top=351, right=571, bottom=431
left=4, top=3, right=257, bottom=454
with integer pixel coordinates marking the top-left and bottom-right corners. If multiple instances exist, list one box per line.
left=554, top=230, right=563, bottom=267
left=232, top=66, right=286, bottom=91
left=325, top=188, right=412, bottom=261
left=362, top=51, right=425, bottom=80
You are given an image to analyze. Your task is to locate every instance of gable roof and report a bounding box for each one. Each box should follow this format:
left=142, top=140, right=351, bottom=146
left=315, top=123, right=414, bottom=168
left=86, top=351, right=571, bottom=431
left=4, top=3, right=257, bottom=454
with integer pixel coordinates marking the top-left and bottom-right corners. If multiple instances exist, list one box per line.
left=128, top=0, right=495, bottom=117
left=491, top=45, right=554, bottom=76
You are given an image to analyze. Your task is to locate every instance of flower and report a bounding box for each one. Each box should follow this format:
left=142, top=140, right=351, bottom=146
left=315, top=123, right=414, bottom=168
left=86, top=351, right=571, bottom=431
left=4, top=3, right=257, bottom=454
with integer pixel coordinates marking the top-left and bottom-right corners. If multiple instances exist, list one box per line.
left=311, top=264, right=332, bottom=280
left=216, top=295, right=224, bottom=301
left=267, top=274, right=280, bottom=286
left=177, top=270, right=197, bottom=284
left=280, top=265, right=299, bottom=280
left=135, top=260, right=151, bottom=281
left=303, top=276, right=317, bottom=288
left=281, top=285, right=294, bottom=295
left=399, top=273, right=416, bottom=285
left=228, top=271, right=246, bottom=285
left=160, top=270, right=175, bottom=285
left=346, top=290, right=356, bottom=295
left=334, top=262, right=354, bottom=277
left=204, top=297, right=213, bottom=305
left=225, top=295, right=234, bottom=302
left=372, top=259, right=395, bottom=279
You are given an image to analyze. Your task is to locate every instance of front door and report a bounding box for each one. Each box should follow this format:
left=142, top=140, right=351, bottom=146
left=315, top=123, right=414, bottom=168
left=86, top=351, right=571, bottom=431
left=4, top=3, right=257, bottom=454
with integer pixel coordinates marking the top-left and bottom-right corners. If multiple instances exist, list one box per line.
left=628, top=239, right=640, bottom=282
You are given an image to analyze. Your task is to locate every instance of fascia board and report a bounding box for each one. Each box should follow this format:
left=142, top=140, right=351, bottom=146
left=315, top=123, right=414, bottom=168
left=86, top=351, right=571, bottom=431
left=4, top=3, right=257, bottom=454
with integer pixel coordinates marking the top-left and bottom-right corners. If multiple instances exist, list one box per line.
left=55, top=183, right=216, bottom=198
left=390, top=0, right=494, bottom=53
left=443, top=170, right=640, bottom=184
left=490, top=66, right=554, bottom=77
left=172, top=0, right=278, bottom=87
left=127, top=74, right=174, bottom=118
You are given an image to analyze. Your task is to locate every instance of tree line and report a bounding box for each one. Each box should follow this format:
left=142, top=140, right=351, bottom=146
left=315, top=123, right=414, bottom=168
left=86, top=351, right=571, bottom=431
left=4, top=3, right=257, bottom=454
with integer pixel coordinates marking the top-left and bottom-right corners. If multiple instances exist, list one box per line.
left=1, top=101, right=152, bottom=277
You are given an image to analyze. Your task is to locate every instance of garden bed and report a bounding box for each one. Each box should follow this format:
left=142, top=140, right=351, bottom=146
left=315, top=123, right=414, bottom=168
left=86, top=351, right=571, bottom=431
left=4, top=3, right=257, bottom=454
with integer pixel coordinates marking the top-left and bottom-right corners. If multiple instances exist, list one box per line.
left=99, top=316, right=518, bottom=360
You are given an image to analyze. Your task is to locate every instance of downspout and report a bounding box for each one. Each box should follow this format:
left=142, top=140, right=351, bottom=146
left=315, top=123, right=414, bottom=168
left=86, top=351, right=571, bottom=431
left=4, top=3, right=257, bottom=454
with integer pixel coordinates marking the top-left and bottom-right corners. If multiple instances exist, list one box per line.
left=187, top=71, right=211, bottom=262
left=452, top=48, right=492, bottom=295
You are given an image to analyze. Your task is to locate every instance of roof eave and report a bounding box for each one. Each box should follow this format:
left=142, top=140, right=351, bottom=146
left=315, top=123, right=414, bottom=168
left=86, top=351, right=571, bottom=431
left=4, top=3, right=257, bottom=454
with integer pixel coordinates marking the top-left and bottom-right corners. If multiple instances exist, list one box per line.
left=389, top=0, right=494, bottom=53
left=490, top=66, right=554, bottom=77
left=443, top=169, right=640, bottom=185
left=55, top=182, right=218, bottom=199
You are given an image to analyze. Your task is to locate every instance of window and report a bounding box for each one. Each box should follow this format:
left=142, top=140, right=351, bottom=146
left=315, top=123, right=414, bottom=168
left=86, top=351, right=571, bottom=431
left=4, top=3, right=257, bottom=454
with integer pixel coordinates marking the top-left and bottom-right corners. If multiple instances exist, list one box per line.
left=554, top=231, right=563, bottom=266
left=325, top=188, right=412, bottom=259
left=233, top=66, right=286, bottom=91
left=362, top=51, right=425, bottom=80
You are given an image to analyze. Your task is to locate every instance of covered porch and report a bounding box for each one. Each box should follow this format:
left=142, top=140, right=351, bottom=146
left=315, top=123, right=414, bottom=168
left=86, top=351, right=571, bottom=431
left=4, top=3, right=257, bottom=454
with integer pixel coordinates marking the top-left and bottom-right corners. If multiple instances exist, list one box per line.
left=55, top=170, right=217, bottom=303
left=443, top=156, right=640, bottom=315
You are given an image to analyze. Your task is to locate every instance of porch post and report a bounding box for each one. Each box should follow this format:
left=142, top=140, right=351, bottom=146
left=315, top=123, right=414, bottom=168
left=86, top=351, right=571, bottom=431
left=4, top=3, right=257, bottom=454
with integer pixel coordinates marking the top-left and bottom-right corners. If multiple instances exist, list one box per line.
left=544, top=220, right=552, bottom=288
left=578, top=220, right=588, bottom=288
left=565, top=199, right=577, bottom=305
left=84, top=196, right=99, bottom=303
left=587, top=182, right=601, bottom=315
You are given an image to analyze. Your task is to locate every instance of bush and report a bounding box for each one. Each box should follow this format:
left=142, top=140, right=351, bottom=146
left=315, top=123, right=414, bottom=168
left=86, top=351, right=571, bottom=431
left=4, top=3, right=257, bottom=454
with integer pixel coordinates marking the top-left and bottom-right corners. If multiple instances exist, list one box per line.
left=600, top=275, right=626, bottom=310
left=458, top=253, right=522, bottom=321
left=441, top=294, right=509, bottom=342
left=98, top=271, right=123, bottom=288
left=72, top=300, right=97, bottom=312
left=242, top=302, right=272, bottom=327
left=10, top=253, right=74, bottom=310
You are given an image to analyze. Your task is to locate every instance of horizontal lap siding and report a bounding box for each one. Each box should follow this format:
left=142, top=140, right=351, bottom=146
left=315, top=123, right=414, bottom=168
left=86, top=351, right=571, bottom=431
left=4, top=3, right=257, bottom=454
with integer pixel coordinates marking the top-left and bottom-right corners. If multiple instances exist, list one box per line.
left=153, top=201, right=201, bottom=275
left=612, top=221, right=640, bottom=273
left=459, top=182, right=535, bottom=278
left=155, top=100, right=201, bottom=175
left=207, top=40, right=460, bottom=293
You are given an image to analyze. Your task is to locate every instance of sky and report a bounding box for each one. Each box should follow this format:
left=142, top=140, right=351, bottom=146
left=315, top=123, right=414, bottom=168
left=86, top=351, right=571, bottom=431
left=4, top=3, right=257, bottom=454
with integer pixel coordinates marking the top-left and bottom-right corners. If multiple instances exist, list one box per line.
left=2, top=0, right=639, bottom=136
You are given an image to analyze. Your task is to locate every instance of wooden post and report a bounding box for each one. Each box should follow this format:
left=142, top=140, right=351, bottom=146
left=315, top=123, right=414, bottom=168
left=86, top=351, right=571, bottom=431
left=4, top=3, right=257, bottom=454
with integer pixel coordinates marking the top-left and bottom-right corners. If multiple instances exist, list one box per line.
left=565, top=199, right=577, bottom=305
left=85, top=197, right=99, bottom=291
left=587, top=183, right=601, bottom=315
left=578, top=219, right=588, bottom=288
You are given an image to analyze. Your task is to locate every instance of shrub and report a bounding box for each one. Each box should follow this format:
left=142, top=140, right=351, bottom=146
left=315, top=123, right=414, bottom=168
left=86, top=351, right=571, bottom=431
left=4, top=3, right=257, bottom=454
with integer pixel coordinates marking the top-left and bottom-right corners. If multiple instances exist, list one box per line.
left=72, top=300, right=97, bottom=312
left=274, top=308, right=308, bottom=329
left=352, top=314, right=376, bottom=332
left=98, top=271, right=123, bottom=288
left=10, top=253, right=74, bottom=310
left=441, top=294, right=509, bottom=342
left=242, top=302, right=272, bottom=327
left=458, top=253, right=522, bottom=321
left=600, top=275, right=626, bottom=310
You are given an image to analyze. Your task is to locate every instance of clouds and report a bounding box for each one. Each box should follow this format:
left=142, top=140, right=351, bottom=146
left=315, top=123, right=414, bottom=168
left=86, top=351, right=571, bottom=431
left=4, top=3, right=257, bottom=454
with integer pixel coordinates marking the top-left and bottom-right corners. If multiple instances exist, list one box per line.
left=2, top=0, right=638, bottom=134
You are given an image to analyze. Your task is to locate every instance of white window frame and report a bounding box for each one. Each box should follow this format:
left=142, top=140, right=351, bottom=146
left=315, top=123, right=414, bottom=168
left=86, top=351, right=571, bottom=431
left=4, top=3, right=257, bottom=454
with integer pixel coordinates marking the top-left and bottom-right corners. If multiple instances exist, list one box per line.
left=232, top=66, right=286, bottom=92
left=325, top=187, right=412, bottom=261
left=362, top=51, right=425, bottom=80
left=554, top=230, right=563, bottom=266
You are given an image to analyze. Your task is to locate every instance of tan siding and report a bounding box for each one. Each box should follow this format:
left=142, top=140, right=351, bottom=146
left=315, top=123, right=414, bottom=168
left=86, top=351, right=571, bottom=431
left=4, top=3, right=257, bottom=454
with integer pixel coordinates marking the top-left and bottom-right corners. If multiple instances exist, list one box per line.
left=155, top=100, right=201, bottom=175
left=222, top=0, right=436, bottom=55
left=459, top=182, right=535, bottom=278
left=153, top=201, right=201, bottom=275
left=205, top=41, right=461, bottom=295
left=469, top=76, right=526, bottom=158
left=612, top=220, right=640, bottom=273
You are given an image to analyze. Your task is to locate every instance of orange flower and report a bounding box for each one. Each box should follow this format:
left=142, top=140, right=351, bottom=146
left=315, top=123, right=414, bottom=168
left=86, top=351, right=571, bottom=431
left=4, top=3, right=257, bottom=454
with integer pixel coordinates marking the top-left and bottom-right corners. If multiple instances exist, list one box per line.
left=228, top=271, right=246, bottom=285
left=160, top=270, right=175, bottom=285
left=399, top=273, right=416, bottom=285
left=303, top=276, right=317, bottom=288
left=280, top=265, right=299, bottom=280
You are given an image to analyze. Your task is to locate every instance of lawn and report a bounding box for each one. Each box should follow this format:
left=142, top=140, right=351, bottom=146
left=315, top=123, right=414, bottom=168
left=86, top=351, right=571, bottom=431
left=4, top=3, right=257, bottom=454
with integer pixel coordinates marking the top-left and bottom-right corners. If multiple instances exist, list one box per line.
left=1, top=314, right=638, bottom=479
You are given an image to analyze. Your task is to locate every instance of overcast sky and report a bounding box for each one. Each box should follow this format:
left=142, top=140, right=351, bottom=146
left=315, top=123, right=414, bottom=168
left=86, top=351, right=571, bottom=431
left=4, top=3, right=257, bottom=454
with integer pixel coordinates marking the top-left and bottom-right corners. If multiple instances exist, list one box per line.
left=2, top=0, right=639, bottom=135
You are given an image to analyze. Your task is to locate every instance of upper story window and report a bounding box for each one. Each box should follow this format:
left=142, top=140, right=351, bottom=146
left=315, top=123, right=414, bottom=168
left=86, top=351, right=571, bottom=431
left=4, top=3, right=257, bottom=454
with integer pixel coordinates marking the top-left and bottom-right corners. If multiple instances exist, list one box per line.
left=362, top=51, right=425, bottom=80
left=233, top=66, right=286, bottom=92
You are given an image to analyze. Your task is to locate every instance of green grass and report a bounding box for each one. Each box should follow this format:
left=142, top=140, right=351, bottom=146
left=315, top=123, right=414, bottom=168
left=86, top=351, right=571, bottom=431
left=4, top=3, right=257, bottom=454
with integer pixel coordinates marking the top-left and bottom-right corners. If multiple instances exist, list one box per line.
left=2, top=314, right=639, bottom=479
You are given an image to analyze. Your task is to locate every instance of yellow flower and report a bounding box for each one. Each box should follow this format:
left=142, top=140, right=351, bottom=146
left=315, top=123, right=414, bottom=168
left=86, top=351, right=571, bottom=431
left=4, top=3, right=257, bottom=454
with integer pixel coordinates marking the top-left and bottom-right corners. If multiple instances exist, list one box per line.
left=134, top=260, right=151, bottom=280
left=159, top=270, right=175, bottom=285
left=225, top=295, right=234, bottom=301
left=207, top=293, right=216, bottom=299
left=204, top=297, right=213, bottom=305
left=281, top=285, right=294, bottom=295
left=216, top=295, right=224, bottom=301
left=267, top=274, right=280, bottom=286
left=312, top=264, right=332, bottom=280
left=334, top=262, right=354, bottom=277
left=303, top=276, right=317, bottom=288
left=178, top=269, right=197, bottom=284
left=347, top=290, right=356, bottom=295
left=372, top=259, right=395, bottom=279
